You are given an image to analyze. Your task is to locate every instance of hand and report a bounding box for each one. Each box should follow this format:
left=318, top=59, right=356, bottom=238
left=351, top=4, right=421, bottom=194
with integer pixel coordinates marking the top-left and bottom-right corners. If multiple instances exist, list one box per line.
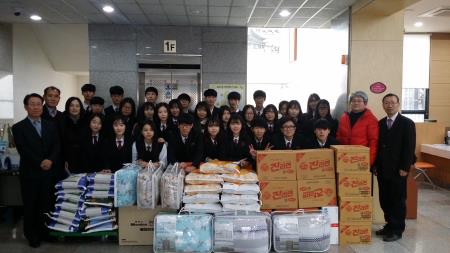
left=179, top=162, right=188, bottom=169
left=249, top=145, right=257, bottom=159
left=158, top=138, right=166, bottom=143
left=184, top=166, right=196, bottom=173
left=40, top=159, right=52, bottom=171
left=239, top=159, right=249, bottom=167
left=138, top=159, right=148, bottom=168
left=101, top=169, right=111, bottom=173
left=153, top=162, right=160, bottom=168
left=64, top=161, right=69, bottom=170
left=265, top=143, right=273, bottom=150
left=399, top=169, right=408, bottom=177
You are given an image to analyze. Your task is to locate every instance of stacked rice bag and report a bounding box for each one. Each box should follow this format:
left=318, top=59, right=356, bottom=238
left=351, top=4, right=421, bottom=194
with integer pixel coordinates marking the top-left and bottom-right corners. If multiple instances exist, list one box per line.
left=46, top=174, right=87, bottom=232
left=221, top=169, right=261, bottom=212
left=183, top=169, right=223, bottom=213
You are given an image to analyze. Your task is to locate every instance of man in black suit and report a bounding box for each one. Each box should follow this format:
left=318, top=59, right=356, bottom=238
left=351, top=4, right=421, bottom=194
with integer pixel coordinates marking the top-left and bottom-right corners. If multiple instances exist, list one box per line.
left=227, top=91, right=241, bottom=114
left=271, top=117, right=305, bottom=150
left=374, top=93, right=416, bottom=242
left=167, top=113, right=203, bottom=172
left=41, top=86, right=63, bottom=123
left=304, top=119, right=339, bottom=149
left=12, top=93, right=61, bottom=248
left=204, top=88, right=221, bottom=119
left=253, top=90, right=266, bottom=117
left=104, top=85, right=124, bottom=116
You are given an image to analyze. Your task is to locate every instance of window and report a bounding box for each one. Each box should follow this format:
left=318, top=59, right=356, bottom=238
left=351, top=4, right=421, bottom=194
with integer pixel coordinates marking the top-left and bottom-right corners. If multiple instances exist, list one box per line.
left=0, top=72, right=14, bottom=119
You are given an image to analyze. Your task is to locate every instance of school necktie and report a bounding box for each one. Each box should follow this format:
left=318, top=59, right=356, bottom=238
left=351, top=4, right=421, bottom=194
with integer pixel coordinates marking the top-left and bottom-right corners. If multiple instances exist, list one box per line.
left=387, top=118, right=393, bottom=129
left=234, top=138, right=239, bottom=145
left=268, top=124, right=273, bottom=132
left=161, top=124, right=166, bottom=131
left=182, top=137, right=187, bottom=144
left=117, top=140, right=123, bottom=150
left=146, top=145, right=152, bottom=152
left=93, top=135, right=98, bottom=145
left=286, top=141, right=291, bottom=149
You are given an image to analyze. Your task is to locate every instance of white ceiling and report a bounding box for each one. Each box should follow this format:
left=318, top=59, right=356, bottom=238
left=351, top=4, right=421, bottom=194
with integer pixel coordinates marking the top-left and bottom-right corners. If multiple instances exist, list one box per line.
left=405, top=0, right=450, bottom=32
left=0, top=0, right=357, bottom=28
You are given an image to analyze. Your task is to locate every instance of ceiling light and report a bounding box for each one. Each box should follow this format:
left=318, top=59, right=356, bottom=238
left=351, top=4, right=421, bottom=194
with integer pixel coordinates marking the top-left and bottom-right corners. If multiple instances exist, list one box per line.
left=136, top=53, right=140, bottom=56
left=103, top=5, right=114, bottom=13
left=414, top=21, right=423, bottom=27
left=30, top=15, right=42, bottom=21
left=191, top=9, right=202, bottom=15
left=279, top=10, right=291, bottom=17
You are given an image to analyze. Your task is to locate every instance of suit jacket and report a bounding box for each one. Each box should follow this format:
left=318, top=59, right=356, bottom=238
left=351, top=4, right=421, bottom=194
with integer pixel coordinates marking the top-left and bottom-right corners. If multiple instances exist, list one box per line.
left=105, top=136, right=133, bottom=172
left=209, top=106, right=221, bottom=120
left=220, top=134, right=252, bottom=162
left=270, top=133, right=305, bottom=150
left=375, top=114, right=416, bottom=178
left=203, top=135, right=223, bottom=161
left=81, top=133, right=107, bottom=173
left=12, top=118, right=61, bottom=179
left=167, top=130, right=204, bottom=167
left=42, top=105, right=64, bottom=123
left=104, top=105, right=119, bottom=117
left=303, top=136, right=339, bottom=149
left=61, top=115, right=86, bottom=173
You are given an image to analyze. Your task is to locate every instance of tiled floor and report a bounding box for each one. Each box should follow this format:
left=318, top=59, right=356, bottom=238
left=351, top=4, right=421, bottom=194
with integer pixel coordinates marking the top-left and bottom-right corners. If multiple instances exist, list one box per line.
left=0, top=185, right=449, bottom=253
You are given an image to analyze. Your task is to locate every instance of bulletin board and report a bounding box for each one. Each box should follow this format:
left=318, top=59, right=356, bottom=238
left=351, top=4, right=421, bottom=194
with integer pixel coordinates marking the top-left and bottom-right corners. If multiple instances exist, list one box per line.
left=208, top=84, right=246, bottom=109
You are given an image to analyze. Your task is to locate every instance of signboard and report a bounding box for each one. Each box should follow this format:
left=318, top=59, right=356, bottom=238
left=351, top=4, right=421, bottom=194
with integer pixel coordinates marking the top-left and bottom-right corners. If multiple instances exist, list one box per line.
left=208, top=84, right=246, bottom=109
left=164, top=40, right=176, bottom=53
left=370, top=82, right=387, bottom=94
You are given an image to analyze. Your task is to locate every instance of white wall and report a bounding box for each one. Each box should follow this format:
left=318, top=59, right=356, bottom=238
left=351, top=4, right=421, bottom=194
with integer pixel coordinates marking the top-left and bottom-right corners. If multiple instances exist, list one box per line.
left=13, top=24, right=83, bottom=122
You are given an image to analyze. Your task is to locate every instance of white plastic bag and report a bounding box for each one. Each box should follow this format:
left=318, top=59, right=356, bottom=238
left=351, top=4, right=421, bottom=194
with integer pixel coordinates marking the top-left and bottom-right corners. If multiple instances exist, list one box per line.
left=114, top=163, right=140, bottom=207
left=221, top=169, right=259, bottom=184
left=184, top=184, right=222, bottom=194
left=185, top=169, right=224, bottom=184
left=222, top=183, right=260, bottom=195
left=184, top=203, right=223, bottom=213
left=161, top=163, right=185, bottom=209
left=137, top=162, right=163, bottom=208
left=220, top=193, right=260, bottom=205
left=199, top=160, right=240, bottom=174
left=183, top=193, right=220, bottom=204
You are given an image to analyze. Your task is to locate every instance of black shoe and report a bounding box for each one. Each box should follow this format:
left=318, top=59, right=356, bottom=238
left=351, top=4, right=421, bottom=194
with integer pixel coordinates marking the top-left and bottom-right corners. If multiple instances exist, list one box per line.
left=383, top=233, right=402, bottom=242
left=375, top=227, right=391, bottom=236
left=28, top=240, right=41, bottom=248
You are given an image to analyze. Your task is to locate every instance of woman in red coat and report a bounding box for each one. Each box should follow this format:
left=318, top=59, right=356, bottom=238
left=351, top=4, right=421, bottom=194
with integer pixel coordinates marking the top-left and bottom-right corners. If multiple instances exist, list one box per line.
left=336, top=91, right=379, bottom=166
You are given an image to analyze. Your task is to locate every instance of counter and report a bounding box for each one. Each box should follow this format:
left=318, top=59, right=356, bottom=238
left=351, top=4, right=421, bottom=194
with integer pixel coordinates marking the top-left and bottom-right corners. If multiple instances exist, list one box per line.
left=420, top=144, right=450, bottom=188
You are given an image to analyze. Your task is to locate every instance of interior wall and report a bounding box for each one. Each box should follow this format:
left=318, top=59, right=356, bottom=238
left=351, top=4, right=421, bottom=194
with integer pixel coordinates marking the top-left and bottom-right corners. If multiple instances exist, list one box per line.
left=13, top=24, right=80, bottom=122
left=429, top=33, right=450, bottom=125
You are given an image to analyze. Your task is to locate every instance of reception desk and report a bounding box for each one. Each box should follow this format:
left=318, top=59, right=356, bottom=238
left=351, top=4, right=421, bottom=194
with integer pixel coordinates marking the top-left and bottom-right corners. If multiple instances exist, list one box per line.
left=421, top=144, right=450, bottom=188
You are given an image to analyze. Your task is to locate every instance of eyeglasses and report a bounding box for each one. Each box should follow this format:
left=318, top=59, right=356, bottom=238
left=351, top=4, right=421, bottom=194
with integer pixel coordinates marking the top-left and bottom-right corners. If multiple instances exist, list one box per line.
left=383, top=102, right=398, bottom=106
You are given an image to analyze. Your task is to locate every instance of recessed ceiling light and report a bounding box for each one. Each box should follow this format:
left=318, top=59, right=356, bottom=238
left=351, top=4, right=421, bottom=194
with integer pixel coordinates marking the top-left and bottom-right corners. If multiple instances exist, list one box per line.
left=136, top=53, right=140, bottom=56
left=145, top=46, right=151, bottom=49
left=414, top=21, right=423, bottom=27
left=191, top=9, right=202, bottom=15
left=103, top=5, right=114, bottom=13
left=30, top=15, right=42, bottom=21
left=279, top=10, right=291, bottom=17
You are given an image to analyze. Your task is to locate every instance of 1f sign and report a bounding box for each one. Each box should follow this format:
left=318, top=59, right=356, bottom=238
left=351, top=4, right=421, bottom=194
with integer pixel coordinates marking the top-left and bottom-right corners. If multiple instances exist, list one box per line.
left=164, top=40, right=176, bottom=53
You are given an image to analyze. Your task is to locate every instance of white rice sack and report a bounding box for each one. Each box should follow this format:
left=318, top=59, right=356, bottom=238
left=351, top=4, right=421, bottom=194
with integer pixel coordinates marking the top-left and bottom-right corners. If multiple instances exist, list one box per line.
left=114, top=163, right=140, bottom=207
left=85, top=189, right=114, bottom=199
left=184, top=184, right=222, bottom=194
left=46, top=221, right=79, bottom=232
left=84, top=199, right=114, bottom=208
left=87, top=184, right=114, bottom=191
left=55, top=189, right=85, bottom=195
left=222, top=203, right=261, bottom=212
left=49, top=209, right=82, bottom=222
left=200, top=160, right=240, bottom=174
left=221, top=169, right=259, bottom=184
left=85, top=217, right=117, bottom=230
left=55, top=176, right=87, bottom=191
left=183, top=193, right=220, bottom=204
left=184, top=203, right=223, bottom=213
left=83, top=222, right=118, bottom=233
left=55, top=200, right=84, bottom=213
left=45, top=213, right=82, bottom=227
left=222, top=183, right=260, bottom=195
left=83, top=206, right=113, bottom=218
left=87, top=173, right=114, bottom=185
left=220, top=193, right=260, bottom=205
left=63, top=174, right=87, bottom=182
left=56, top=193, right=85, bottom=204
left=185, top=169, right=224, bottom=185
left=161, top=163, right=185, bottom=209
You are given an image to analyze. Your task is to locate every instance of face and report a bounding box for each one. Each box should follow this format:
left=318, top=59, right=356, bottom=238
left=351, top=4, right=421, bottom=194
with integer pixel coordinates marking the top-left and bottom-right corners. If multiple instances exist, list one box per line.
left=222, top=111, right=231, bottom=123
left=69, top=100, right=81, bottom=116
left=229, top=99, right=239, bottom=109
left=318, top=104, right=329, bottom=118
left=90, top=116, right=102, bottom=134
left=315, top=128, right=330, bottom=142
left=121, top=102, right=133, bottom=117
left=350, top=97, right=366, bottom=113
left=230, top=121, right=242, bottom=135
left=111, top=94, right=123, bottom=105
left=383, top=96, right=400, bottom=116
left=281, top=121, right=296, bottom=139
left=179, top=99, right=190, bottom=109
left=141, top=124, right=155, bottom=140
left=244, top=109, right=255, bottom=122
left=170, top=106, right=180, bottom=117
left=44, top=89, right=60, bottom=108
left=158, top=107, right=168, bottom=121
left=145, top=92, right=157, bottom=103
left=265, top=110, right=275, bottom=121
left=25, top=97, right=43, bottom=118
left=113, top=121, right=126, bottom=136
left=205, top=96, right=216, bottom=107
left=91, top=104, right=103, bottom=114
left=288, top=106, right=300, bottom=118
left=179, top=123, right=193, bottom=137
left=309, top=99, right=319, bottom=111
left=208, top=125, right=220, bottom=137
left=253, top=127, right=266, bottom=139
left=144, top=107, right=154, bottom=119
left=197, top=108, right=207, bottom=120
left=82, top=91, right=94, bottom=101
left=254, top=97, right=265, bottom=108
left=280, top=104, right=287, bottom=116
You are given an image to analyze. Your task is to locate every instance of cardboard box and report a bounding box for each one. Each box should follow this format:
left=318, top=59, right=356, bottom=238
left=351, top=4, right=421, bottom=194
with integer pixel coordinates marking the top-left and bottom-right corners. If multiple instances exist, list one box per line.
left=119, top=206, right=169, bottom=245
left=257, top=150, right=297, bottom=181
left=339, top=197, right=373, bottom=223
left=339, top=223, right=372, bottom=245
left=295, top=149, right=335, bottom=180
left=331, top=145, right=370, bottom=172
left=337, top=172, right=372, bottom=197
left=297, top=179, right=337, bottom=208
left=322, top=206, right=339, bottom=245
left=260, top=180, right=298, bottom=209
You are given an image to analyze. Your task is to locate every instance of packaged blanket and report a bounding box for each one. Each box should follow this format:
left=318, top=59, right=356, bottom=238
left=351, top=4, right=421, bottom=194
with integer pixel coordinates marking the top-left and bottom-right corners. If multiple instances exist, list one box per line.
left=184, top=203, right=223, bottom=213
left=222, top=203, right=261, bottom=212
left=114, top=163, right=140, bottom=207
left=161, top=163, right=185, bottom=209
left=220, top=194, right=259, bottom=205
left=199, top=160, right=240, bottom=174
left=222, top=183, right=260, bottom=195
left=185, top=169, right=224, bottom=185
left=137, top=163, right=163, bottom=209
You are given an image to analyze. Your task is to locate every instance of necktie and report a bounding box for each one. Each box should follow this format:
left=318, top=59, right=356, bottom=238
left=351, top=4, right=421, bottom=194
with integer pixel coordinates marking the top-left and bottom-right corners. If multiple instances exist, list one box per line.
left=115, top=107, right=119, bottom=112
left=117, top=140, right=123, bottom=150
left=257, top=111, right=261, bottom=117
left=161, top=124, right=166, bottom=131
left=268, top=124, right=273, bottom=132
left=234, top=138, right=239, bottom=145
left=182, top=137, right=187, bottom=144
left=50, top=110, right=56, bottom=117
left=33, top=120, right=42, bottom=137
left=387, top=118, right=393, bottom=129
left=86, top=105, right=90, bottom=112
left=212, top=139, right=216, bottom=145
left=146, top=145, right=152, bottom=152
left=286, top=141, right=291, bottom=149
left=257, top=141, right=261, bottom=148
left=93, top=135, right=98, bottom=145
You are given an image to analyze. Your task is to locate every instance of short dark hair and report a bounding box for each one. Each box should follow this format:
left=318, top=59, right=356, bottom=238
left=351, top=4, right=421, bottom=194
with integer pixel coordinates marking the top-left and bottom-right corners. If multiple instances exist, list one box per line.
left=145, top=87, right=158, bottom=96
left=81, top=83, right=96, bottom=92
left=64, top=97, right=85, bottom=116
left=119, top=97, right=136, bottom=117
left=287, top=100, right=302, bottom=114
left=112, top=114, right=127, bottom=126
left=382, top=93, right=400, bottom=103
left=203, top=89, right=217, bottom=97
left=43, top=86, right=61, bottom=96
left=90, top=96, right=105, bottom=105
left=23, top=93, right=44, bottom=106
left=263, top=104, right=278, bottom=121
left=178, top=113, right=194, bottom=125
left=88, top=113, right=104, bottom=126
left=109, top=86, right=124, bottom=96
left=279, top=100, right=289, bottom=110
left=279, top=117, right=296, bottom=128
left=252, top=117, right=268, bottom=130
left=253, top=90, right=266, bottom=99
left=227, top=91, right=241, bottom=100
left=313, top=119, right=331, bottom=130
left=178, top=93, right=191, bottom=102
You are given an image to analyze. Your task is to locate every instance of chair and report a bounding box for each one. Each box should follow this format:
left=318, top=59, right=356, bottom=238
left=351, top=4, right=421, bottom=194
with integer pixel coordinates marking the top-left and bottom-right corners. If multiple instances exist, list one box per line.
left=414, top=162, right=437, bottom=189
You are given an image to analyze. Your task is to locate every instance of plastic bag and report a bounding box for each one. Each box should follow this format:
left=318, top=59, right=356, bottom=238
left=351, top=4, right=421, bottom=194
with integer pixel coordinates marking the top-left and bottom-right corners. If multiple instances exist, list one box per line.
left=222, top=183, right=260, bottom=195
left=221, top=169, right=259, bottom=184
left=222, top=203, right=261, bottom=212
left=87, top=173, right=114, bottom=185
left=183, top=193, right=220, bottom=204
left=137, top=162, right=163, bottom=208
left=184, top=184, right=222, bottom=194
left=199, top=160, right=240, bottom=174
left=184, top=203, right=223, bottom=213
left=114, top=163, right=140, bottom=207
left=220, top=193, right=259, bottom=205
left=161, top=163, right=185, bottom=209
left=185, top=169, right=224, bottom=185
left=55, top=175, right=88, bottom=191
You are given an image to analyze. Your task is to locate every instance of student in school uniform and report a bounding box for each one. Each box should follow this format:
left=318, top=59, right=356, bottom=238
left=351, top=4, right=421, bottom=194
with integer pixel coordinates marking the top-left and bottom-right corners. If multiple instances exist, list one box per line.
left=81, top=113, right=107, bottom=173
left=278, top=100, right=289, bottom=119
left=89, top=96, right=105, bottom=116
left=304, top=119, right=339, bottom=149
left=204, top=89, right=221, bottom=119
left=168, top=99, right=181, bottom=130
left=145, top=86, right=158, bottom=105
left=134, top=102, right=156, bottom=138
left=104, top=114, right=132, bottom=173
left=203, top=118, right=224, bottom=162
left=194, top=101, right=211, bottom=134
left=220, top=114, right=251, bottom=167
left=301, top=93, right=320, bottom=121
left=227, top=91, right=241, bottom=114
left=219, top=105, right=231, bottom=134
left=287, top=100, right=305, bottom=135
left=253, top=90, right=266, bottom=117
left=242, top=105, right=256, bottom=136
left=271, top=117, right=305, bottom=150
left=104, top=85, right=124, bottom=117
left=178, top=93, right=194, bottom=115
left=155, top=103, right=171, bottom=142
left=132, top=120, right=167, bottom=169
left=167, top=113, right=204, bottom=172
left=118, top=97, right=136, bottom=138
left=81, top=83, right=96, bottom=112
left=303, top=99, right=339, bottom=139
left=249, top=118, right=272, bottom=169
left=263, top=104, right=279, bottom=139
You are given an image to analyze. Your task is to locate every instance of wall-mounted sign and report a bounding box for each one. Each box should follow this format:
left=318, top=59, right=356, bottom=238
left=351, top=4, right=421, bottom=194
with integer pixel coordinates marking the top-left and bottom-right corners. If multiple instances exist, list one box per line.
left=164, top=40, right=176, bottom=53
left=209, top=84, right=246, bottom=109
left=370, top=82, right=387, bottom=94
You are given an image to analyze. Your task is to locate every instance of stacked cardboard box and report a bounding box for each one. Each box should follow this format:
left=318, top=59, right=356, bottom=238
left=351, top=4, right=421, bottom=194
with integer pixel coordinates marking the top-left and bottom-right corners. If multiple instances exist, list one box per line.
left=332, top=145, right=372, bottom=245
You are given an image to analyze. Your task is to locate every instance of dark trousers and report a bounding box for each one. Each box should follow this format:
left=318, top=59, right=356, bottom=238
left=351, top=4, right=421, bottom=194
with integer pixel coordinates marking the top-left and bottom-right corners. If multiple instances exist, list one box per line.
left=377, top=173, right=407, bottom=235
left=20, top=175, right=54, bottom=243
